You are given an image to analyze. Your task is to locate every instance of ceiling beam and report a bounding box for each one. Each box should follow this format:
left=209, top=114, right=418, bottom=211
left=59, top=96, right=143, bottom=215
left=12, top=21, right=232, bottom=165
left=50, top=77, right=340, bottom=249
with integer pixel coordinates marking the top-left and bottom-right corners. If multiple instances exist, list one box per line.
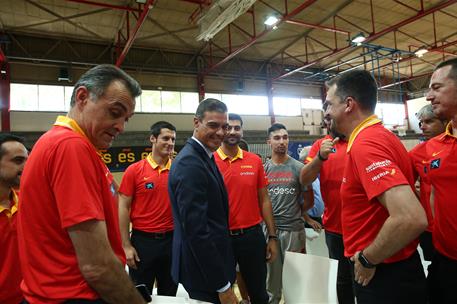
left=274, top=0, right=457, bottom=81
left=202, top=0, right=319, bottom=75
left=115, top=0, right=155, bottom=67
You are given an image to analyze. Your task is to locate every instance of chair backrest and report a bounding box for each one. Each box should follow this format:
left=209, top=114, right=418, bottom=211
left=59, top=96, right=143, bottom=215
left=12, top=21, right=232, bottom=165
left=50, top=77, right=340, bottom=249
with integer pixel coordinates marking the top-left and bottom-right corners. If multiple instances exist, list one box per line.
left=283, top=251, right=339, bottom=304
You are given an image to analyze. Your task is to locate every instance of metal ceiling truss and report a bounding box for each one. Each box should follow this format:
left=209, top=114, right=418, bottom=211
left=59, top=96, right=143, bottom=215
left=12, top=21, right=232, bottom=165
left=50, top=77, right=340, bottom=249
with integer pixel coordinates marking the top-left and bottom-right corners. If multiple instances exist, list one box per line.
left=272, top=0, right=457, bottom=91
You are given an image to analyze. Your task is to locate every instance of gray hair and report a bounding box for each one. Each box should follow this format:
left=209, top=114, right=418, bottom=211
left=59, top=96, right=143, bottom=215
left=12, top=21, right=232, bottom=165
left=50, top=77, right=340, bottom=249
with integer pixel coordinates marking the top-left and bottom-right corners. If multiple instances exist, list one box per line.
left=415, top=104, right=436, bottom=120
left=70, top=64, right=141, bottom=107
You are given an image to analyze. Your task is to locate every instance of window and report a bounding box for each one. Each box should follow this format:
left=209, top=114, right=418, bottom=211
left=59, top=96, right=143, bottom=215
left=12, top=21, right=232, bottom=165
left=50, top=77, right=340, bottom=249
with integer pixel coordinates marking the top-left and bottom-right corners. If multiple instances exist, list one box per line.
left=38, top=85, right=65, bottom=112
left=161, top=91, right=181, bottom=113
left=181, top=92, right=199, bottom=113
left=376, top=103, right=406, bottom=126
left=301, top=98, right=323, bottom=110
left=273, top=96, right=301, bottom=116
left=10, top=84, right=39, bottom=111
left=140, top=90, right=161, bottom=112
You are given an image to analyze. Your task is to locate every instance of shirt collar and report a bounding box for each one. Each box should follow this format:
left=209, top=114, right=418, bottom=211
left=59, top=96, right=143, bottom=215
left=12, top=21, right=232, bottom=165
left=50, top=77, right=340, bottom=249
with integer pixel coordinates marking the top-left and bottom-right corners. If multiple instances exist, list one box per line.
left=216, top=146, right=243, bottom=162
left=146, top=153, right=171, bottom=173
left=347, top=114, right=382, bottom=152
left=54, top=115, right=101, bottom=152
left=438, top=121, right=457, bottom=140
left=0, top=189, right=19, bottom=218
left=191, top=136, right=214, bottom=159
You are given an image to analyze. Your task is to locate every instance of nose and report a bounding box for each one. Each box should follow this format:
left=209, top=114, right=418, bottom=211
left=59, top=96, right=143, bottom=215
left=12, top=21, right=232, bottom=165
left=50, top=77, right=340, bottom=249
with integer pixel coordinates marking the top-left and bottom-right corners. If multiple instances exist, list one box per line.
left=216, top=126, right=226, bottom=137
left=114, top=119, right=126, bottom=134
left=425, top=89, right=433, bottom=101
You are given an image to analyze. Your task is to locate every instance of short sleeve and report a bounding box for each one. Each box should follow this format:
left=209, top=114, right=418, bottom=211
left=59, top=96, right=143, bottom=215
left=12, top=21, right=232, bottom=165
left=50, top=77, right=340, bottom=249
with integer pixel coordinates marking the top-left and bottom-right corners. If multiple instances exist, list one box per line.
left=352, top=139, right=409, bottom=201
left=256, top=156, right=268, bottom=189
left=306, top=140, right=321, bottom=164
left=50, top=139, right=105, bottom=229
left=118, top=163, right=136, bottom=197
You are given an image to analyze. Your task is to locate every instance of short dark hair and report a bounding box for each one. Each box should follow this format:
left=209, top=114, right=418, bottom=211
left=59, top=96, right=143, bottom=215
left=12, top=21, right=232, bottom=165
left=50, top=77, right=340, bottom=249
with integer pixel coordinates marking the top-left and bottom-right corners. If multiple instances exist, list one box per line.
left=267, top=123, right=287, bottom=137
left=326, top=69, right=378, bottom=112
left=0, top=133, right=25, bottom=160
left=150, top=121, right=176, bottom=137
left=195, top=98, right=227, bottom=119
left=70, top=64, right=142, bottom=107
left=435, top=58, right=457, bottom=82
left=228, top=113, right=243, bottom=126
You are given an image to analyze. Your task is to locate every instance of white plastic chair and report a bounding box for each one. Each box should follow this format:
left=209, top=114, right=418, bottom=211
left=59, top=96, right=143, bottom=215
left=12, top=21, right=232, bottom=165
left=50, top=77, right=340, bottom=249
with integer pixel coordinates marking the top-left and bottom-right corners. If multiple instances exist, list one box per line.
left=283, top=251, right=339, bottom=304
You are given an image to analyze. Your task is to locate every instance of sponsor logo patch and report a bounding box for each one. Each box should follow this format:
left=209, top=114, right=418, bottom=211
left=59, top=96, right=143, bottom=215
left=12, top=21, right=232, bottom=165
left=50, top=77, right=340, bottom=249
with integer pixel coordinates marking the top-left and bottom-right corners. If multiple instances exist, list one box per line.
left=430, top=159, right=441, bottom=170
left=145, top=182, right=154, bottom=189
left=365, top=160, right=392, bottom=173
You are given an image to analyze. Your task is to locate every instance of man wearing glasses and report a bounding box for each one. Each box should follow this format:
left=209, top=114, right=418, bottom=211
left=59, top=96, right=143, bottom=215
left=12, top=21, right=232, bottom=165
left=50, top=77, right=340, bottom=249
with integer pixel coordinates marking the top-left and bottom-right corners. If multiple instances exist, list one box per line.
left=168, top=98, right=238, bottom=304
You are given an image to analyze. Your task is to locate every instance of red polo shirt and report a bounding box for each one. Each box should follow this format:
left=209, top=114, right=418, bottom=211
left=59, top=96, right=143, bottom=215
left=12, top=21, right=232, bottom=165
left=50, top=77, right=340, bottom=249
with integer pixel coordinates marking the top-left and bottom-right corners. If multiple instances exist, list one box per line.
left=118, top=155, right=174, bottom=233
left=306, top=135, right=347, bottom=234
left=425, top=123, right=457, bottom=260
left=340, top=115, right=418, bottom=263
left=18, top=116, right=125, bottom=303
left=409, top=142, right=434, bottom=232
left=0, top=190, right=23, bottom=304
left=214, top=147, right=267, bottom=229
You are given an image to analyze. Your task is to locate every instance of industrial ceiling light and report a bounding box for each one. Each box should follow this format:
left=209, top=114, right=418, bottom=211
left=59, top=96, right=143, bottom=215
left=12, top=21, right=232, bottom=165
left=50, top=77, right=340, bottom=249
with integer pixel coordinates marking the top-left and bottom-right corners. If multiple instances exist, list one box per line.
left=136, top=0, right=147, bottom=3
left=264, top=15, right=279, bottom=26
left=351, top=33, right=366, bottom=46
left=414, top=47, right=429, bottom=58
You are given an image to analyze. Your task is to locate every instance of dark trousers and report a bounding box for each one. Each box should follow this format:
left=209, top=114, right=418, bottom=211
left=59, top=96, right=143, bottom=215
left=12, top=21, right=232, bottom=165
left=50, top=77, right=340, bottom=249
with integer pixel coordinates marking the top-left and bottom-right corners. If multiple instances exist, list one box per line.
left=351, top=251, right=426, bottom=304
left=428, top=251, right=457, bottom=304
left=231, top=225, right=269, bottom=304
left=419, top=230, right=435, bottom=261
left=324, top=231, right=355, bottom=304
left=129, top=230, right=177, bottom=296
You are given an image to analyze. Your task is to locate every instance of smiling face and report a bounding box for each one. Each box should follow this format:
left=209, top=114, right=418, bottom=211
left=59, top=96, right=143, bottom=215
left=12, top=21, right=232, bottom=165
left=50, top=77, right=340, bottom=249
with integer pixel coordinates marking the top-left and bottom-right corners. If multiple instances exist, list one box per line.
left=324, top=84, right=348, bottom=136
left=151, top=128, right=176, bottom=158
left=426, top=65, right=457, bottom=120
left=0, top=141, right=28, bottom=188
left=193, top=110, right=228, bottom=152
left=76, top=80, right=135, bottom=150
left=223, top=119, right=243, bottom=147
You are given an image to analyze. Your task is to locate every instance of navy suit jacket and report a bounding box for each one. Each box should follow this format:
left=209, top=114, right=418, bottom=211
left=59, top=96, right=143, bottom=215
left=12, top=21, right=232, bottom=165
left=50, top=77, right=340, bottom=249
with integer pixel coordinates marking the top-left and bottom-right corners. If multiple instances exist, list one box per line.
left=168, top=138, right=236, bottom=293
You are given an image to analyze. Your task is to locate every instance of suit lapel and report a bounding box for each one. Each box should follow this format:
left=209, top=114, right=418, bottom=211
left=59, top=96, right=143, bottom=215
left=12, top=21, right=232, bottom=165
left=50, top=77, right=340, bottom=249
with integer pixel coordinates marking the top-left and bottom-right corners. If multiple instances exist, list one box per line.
left=188, top=139, right=229, bottom=213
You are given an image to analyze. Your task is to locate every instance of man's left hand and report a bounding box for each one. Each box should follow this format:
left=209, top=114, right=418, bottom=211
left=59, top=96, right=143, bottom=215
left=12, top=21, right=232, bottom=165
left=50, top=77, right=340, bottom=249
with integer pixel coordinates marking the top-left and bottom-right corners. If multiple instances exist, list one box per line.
left=266, top=239, right=278, bottom=263
left=350, top=251, right=376, bottom=286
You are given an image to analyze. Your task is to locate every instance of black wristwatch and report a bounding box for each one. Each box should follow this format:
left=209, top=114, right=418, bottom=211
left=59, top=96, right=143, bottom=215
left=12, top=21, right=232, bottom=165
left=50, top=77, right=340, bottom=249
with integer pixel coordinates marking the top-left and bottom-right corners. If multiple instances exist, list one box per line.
left=358, top=250, right=376, bottom=268
left=268, top=235, right=278, bottom=241
left=318, top=150, right=328, bottom=161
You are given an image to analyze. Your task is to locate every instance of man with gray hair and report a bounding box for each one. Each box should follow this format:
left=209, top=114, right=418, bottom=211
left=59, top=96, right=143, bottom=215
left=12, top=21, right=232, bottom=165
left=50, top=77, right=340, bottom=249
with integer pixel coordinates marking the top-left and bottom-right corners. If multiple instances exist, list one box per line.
left=409, top=104, right=447, bottom=261
left=18, top=65, right=146, bottom=303
left=424, top=58, right=457, bottom=303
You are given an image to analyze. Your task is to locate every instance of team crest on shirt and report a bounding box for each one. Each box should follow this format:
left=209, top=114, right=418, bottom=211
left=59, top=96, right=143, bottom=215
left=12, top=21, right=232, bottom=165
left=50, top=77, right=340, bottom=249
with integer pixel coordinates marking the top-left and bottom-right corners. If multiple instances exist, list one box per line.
left=430, top=159, right=441, bottom=170
left=331, top=147, right=336, bottom=153
left=145, top=182, right=154, bottom=189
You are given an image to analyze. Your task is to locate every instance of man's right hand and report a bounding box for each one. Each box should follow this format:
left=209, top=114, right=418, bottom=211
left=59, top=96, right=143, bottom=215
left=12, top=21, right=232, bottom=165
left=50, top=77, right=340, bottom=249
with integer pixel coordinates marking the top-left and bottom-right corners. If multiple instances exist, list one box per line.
left=319, top=137, right=339, bottom=160
left=123, top=245, right=140, bottom=269
left=218, top=288, right=238, bottom=304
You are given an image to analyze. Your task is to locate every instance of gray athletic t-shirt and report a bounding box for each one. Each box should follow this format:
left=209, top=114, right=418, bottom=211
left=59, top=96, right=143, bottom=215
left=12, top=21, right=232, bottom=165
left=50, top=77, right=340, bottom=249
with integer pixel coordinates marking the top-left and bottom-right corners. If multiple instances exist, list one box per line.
left=264, top=156, right=305, bottom=231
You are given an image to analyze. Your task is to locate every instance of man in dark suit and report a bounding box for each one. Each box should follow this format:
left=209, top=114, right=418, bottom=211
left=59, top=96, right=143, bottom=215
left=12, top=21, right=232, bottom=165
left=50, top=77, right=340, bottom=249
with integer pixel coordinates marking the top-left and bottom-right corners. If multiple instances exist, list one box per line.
left=168, top=98, right=238, bottom=304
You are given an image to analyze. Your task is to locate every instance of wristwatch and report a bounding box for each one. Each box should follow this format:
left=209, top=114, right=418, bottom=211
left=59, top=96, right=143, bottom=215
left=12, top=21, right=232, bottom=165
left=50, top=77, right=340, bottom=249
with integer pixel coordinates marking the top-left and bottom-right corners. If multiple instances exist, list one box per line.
left=358, top=250, right=376, bottom=268
left=268, top=235, right=278, bottom=241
